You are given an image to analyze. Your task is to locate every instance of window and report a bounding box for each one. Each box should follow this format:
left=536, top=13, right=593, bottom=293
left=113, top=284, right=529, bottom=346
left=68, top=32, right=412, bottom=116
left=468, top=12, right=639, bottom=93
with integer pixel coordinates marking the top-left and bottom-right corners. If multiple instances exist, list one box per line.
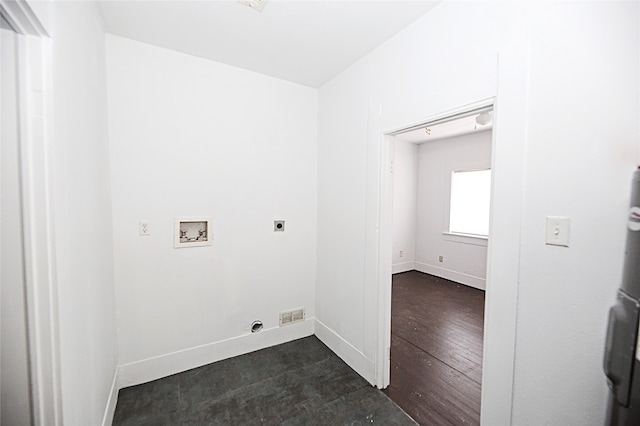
left=449, top=169, right=491, bottom=237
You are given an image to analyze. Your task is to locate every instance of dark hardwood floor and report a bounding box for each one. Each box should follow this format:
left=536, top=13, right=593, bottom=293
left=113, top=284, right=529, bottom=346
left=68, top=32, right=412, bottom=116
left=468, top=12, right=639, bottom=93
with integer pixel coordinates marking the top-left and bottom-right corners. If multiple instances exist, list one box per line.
left=382, top=271, right=485, bottom=426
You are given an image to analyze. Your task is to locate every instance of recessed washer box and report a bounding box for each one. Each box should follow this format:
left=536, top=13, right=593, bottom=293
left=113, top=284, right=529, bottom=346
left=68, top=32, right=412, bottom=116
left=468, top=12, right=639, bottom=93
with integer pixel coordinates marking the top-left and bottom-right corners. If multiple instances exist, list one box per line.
left=174, top=217, right=212, bottom=248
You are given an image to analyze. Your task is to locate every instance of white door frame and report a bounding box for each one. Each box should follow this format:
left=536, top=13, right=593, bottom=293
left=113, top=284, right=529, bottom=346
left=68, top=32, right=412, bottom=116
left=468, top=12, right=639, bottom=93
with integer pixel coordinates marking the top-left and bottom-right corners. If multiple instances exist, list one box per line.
left=375, top=96, right=494, bottom=382
left=0, top=1, right=61, bottom=425
left=371, top=40, right=531, bottom=425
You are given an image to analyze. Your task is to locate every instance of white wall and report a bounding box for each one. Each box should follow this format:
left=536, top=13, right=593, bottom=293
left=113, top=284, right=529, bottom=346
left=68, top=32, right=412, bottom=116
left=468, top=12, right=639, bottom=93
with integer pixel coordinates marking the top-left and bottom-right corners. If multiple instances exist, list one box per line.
left=317, top=0, right=526, bottom=388
left=317, top=1, right=639, bottom=425
left=510, top=2, right=639, bottom=423
left=48, top=2, right=119, bottom=425
left=392, top=140, right=417, bottom=274
left=105, top=35, right=318, bottom=383
left=414, top=131, right=491, bottom=290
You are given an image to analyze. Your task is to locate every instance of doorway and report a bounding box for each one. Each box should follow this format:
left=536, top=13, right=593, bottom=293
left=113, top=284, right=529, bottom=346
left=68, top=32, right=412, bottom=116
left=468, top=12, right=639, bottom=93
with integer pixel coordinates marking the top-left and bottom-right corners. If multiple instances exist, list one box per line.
left=382, top=111, right=493, bottom=425
left=371, top=43, right=530, bottom=425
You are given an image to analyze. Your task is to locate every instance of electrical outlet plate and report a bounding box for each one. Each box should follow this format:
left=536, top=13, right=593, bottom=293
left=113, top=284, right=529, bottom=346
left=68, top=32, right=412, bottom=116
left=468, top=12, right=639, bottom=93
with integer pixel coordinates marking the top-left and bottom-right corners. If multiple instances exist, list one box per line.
left=139, top=220, right=150, bottom=236
left=274, top=220, right=285, bottom=232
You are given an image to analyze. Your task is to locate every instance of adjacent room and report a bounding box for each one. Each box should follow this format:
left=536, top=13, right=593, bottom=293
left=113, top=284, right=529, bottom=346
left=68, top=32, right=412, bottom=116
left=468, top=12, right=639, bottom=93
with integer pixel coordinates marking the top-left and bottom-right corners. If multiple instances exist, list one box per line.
left=1, top=1, right=638, bottom=425
left=383, top=112, right=492, bottom=425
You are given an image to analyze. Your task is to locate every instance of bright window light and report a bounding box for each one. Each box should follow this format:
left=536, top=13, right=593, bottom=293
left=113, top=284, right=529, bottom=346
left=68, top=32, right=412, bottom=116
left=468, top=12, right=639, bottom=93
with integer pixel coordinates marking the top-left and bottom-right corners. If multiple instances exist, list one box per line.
left=449, top=169, right=491, bottom=236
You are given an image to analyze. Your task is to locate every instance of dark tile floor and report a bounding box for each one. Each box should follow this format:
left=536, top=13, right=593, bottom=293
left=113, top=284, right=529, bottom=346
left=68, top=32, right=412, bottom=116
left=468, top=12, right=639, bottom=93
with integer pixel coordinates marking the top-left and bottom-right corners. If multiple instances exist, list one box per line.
left=113, top=336, right=417, bottom=425
left=383, top=271, right=485, bottom=426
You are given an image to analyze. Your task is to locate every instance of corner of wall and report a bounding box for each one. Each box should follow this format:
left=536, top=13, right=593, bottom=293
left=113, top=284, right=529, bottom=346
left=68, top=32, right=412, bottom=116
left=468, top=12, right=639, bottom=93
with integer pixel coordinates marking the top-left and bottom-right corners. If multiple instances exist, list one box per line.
left=414, top=262, right=486, bottom=290
left=101, top=371, right=119, bottom=426
left=314, top=319, right=376, bottom=385
left=392, top=261, right=415, bottom=274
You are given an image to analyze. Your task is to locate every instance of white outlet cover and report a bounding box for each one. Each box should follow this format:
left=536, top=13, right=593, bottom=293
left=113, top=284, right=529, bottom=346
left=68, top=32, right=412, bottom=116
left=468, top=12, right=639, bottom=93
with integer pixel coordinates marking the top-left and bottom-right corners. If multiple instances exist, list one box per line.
left=139, top=220, right=150, bottom=236
left=545, top=216, right=570, bottom=247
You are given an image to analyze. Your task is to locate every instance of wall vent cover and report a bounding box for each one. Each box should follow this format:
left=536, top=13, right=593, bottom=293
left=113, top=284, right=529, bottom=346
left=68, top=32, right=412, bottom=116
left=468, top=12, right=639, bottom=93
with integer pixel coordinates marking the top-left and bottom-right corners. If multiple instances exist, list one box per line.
left=280, top=308, right=305, bottom=326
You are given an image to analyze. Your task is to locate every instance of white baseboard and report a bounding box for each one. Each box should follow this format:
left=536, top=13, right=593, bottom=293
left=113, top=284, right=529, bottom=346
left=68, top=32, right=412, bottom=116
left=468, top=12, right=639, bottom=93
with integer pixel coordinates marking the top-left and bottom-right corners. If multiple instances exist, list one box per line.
left=392, top=261, right=415, bottom=274
left=414, top=262, right=486, bottom=290
left=117, top=318, right=314, bottom=389
left=101, top=369, right=119, bottom=426
left=314, top=319, right=375, bottom=385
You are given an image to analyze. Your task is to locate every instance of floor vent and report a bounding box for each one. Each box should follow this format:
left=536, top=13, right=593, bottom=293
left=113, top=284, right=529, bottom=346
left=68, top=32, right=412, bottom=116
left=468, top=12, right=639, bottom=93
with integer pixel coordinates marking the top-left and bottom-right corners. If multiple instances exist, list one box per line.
left=280, top=308, right=305, bottom=326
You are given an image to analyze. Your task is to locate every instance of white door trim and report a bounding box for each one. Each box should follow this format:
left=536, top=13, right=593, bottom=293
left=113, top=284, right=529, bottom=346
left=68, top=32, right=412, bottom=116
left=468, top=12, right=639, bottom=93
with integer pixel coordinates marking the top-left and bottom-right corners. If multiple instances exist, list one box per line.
left=371, top=39, right=530, bottom=425
left=374, top=97, right=495, bottom=389
left=0, top=0, right=47, bottom=36
left=479, top=39, right=531, bottom=426
left=0, top=2, right=61, bottom=425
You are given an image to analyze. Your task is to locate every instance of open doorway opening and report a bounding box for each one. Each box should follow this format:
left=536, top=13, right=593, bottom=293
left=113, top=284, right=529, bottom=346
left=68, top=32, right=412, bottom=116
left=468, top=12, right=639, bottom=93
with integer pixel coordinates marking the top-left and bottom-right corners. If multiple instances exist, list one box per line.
left=381, top=108, right=493, bottom=425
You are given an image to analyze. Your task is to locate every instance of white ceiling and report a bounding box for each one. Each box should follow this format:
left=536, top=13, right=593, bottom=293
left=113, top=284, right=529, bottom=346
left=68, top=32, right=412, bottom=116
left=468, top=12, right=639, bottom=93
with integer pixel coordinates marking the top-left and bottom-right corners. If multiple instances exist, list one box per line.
left=97, top=0, right=440, bottom=88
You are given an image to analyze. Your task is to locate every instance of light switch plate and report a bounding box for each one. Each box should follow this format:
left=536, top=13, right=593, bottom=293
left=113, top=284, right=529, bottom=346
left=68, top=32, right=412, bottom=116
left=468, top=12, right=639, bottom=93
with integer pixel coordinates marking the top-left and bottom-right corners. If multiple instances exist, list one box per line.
left=546, top=216, right=570, bottom=247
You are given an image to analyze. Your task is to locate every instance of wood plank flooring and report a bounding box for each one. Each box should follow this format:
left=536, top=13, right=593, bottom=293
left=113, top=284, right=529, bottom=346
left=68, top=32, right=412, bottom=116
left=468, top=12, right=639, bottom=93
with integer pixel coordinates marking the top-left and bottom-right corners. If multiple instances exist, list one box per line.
left=382, top=271, right=485, bottom=426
